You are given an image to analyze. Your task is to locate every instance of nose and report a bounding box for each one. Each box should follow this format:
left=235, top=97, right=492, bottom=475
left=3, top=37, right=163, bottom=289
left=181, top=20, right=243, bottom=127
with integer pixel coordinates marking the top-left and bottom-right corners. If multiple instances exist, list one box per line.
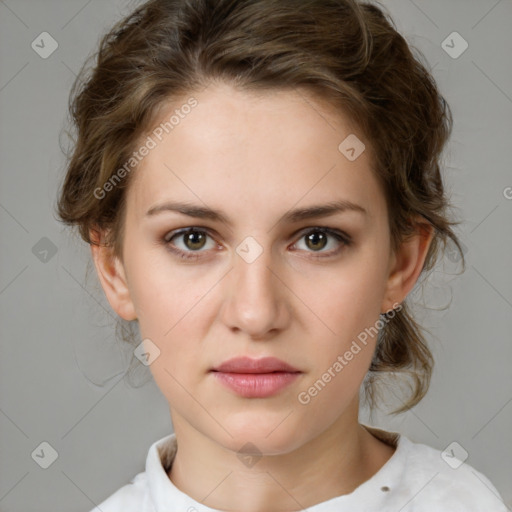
left=219, top=241, right=290, bottom=339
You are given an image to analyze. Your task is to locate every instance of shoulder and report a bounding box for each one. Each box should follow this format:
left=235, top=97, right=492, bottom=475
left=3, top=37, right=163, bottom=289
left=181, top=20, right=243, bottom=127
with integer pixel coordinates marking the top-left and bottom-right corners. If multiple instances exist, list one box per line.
left=88, top=471, right=151, bottom=512
left=396, top=436, right=508, bottom=511
left=87, top=433, right=177, bottom=512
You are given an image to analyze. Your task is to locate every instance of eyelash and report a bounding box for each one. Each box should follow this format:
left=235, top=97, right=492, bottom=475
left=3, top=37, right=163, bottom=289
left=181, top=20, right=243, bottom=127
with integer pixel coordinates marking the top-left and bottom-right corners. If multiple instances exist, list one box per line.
left=163, top=227, right=352, bottom=261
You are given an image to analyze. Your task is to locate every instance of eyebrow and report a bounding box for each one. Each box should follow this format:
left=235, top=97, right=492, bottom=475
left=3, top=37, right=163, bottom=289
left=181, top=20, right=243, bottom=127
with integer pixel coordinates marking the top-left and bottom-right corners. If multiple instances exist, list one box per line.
left=145, top=199, right=368, bottom=226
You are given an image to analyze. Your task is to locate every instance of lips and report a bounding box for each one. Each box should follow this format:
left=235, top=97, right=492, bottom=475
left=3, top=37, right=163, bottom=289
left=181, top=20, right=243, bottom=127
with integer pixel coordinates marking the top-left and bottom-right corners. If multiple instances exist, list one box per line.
left=211, top=356, right=301, bottom=374
left=210, top=357, right=302, bottom=398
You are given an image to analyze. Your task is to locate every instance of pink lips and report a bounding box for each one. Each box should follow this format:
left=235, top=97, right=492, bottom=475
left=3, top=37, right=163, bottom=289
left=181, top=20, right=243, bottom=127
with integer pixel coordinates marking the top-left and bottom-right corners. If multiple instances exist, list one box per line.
left=210, top=356, right=302, bottom=398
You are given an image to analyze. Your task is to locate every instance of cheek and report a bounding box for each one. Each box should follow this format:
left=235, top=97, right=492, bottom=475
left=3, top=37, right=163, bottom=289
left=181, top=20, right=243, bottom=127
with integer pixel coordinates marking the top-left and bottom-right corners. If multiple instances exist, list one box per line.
left=294, top=284, right=380, bottom=424
left=294, top=254, right=386, bottom=338
left=127, top=243, right=215, bottom=330
left=123, top=250, right=212, bottom=377
left=291, top=252, right=386, bottom=390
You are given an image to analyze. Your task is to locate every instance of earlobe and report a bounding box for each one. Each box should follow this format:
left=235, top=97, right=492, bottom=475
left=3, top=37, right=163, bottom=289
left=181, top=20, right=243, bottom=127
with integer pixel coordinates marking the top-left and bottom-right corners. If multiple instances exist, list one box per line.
left=381, top=220, right=434, bottom=314
left=89, top=230, right=137, bottom=321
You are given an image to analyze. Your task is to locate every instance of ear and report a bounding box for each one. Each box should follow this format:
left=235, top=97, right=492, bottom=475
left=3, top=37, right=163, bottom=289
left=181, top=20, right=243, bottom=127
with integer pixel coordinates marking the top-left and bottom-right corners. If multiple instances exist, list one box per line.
left=89, top=229, right=137, bottom=321
left=381, top=218, right=434, bottom=314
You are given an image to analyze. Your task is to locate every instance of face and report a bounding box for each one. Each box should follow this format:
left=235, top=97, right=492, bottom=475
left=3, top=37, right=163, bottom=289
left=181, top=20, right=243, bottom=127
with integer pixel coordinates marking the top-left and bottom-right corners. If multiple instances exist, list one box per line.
left=95, top=82, right=414, bottom=455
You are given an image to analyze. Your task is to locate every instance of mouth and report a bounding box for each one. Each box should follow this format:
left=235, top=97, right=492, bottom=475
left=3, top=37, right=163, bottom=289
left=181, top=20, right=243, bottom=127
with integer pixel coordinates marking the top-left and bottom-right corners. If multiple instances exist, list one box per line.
left=211, top=356, right=300, bottom=374
left=210, top=356, right=302, bottom=398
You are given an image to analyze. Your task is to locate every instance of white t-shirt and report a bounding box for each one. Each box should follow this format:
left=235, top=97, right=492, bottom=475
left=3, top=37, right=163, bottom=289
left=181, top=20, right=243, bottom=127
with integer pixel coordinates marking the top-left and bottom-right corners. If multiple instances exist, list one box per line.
left=90, top=425, right=508, bottom=511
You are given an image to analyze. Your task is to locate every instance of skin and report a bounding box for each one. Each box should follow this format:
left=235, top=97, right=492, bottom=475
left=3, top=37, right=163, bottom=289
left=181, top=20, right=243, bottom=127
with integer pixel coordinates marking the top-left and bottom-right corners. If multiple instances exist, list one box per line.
left=91, top=81, right=433, bottom=511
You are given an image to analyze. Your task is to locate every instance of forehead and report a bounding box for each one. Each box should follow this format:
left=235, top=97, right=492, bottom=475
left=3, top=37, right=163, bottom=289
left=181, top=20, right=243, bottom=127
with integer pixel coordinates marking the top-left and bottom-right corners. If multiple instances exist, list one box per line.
left=126, top=82, right=384, bottom=224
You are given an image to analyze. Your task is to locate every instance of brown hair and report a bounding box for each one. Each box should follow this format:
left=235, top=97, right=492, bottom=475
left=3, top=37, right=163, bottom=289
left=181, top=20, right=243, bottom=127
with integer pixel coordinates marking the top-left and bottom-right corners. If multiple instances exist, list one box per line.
left=55, top=0, right=466, bottom=414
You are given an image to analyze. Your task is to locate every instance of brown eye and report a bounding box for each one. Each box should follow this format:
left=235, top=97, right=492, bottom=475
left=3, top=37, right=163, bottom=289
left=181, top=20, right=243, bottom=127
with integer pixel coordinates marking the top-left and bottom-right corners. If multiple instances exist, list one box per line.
left=182, top=230, right=207, bottom=250
left=304, top=231, right=328, bottom=251
left=164, top=228, right=217, bottom=261
left=292, top=228, right=351, bottom=258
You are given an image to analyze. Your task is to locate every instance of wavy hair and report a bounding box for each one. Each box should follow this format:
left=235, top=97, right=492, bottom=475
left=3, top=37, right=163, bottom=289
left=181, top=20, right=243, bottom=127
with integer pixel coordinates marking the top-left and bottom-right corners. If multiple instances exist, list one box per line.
left=55, top=0, right=466, bottom=414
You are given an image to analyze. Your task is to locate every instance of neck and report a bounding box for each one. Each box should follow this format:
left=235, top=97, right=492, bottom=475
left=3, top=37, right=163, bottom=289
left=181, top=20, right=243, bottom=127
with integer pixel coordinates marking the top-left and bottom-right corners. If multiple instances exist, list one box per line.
left=167, top=404, right=395, bottom=511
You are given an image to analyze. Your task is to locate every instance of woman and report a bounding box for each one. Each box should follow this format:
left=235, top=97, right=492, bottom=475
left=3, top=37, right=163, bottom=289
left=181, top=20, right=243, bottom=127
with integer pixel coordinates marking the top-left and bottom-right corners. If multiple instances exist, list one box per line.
left=56, top=0, right=507, bottom=510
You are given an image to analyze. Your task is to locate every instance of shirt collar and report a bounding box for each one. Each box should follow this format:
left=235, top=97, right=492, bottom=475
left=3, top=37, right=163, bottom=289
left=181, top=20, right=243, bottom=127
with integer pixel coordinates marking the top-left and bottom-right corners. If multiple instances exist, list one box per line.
left=145, top=425, right=406, bottom=512
left=146, top=433, right=222, bottom=511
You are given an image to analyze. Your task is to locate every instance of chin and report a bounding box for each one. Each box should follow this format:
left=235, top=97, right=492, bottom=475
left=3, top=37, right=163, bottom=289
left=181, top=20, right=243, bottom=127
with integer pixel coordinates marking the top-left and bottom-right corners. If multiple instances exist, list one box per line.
left=215, top=416, right=307, bottom=456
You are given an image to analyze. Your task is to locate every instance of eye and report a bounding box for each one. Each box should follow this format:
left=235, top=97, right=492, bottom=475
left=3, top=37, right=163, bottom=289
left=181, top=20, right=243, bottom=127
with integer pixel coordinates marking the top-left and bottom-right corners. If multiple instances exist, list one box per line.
left=163, top=226, right=352, bottom=262
left=291, top=227, right=351, bottom=258
left=164, top=228, right=218, bottom=261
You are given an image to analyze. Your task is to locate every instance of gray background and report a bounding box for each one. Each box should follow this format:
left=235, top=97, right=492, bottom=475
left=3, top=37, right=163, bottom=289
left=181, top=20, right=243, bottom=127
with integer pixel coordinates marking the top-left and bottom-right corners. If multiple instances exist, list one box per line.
left=1, top=0, right=511, bottom=510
